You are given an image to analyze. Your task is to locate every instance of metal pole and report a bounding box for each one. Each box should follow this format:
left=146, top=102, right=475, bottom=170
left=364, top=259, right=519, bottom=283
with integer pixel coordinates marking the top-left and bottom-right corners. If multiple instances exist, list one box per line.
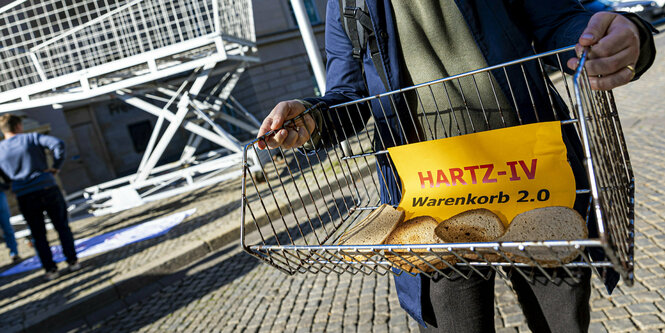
left=290, top=0, right=326, bottom=93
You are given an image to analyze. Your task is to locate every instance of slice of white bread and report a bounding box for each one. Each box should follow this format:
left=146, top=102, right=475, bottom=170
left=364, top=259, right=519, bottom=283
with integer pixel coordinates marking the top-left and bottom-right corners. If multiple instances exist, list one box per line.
left=434, top=209, right=505, bottom=243
left=337, top=204, right=404, bottom=246
left=384, top=216, right=456, bottom=273
left=498, top=206, right=588, bottom=266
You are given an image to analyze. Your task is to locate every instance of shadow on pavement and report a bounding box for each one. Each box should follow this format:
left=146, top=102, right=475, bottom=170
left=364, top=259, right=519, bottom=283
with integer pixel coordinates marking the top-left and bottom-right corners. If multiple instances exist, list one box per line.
left=65, top=196, right=354, bottom=332
left=0, top=186, right=246, bottom=332
left=0, top=268, right=112, bottom=330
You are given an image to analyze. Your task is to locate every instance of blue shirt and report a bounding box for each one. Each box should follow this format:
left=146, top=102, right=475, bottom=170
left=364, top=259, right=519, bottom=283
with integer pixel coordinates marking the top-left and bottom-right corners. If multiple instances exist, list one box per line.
left=0, top=133, right=65, bottom=197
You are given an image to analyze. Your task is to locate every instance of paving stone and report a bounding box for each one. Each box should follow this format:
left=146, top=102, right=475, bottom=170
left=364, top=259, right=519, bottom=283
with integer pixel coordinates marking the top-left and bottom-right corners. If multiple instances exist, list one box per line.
left=590, top=310, right=607, bottom=323
left=643, top=277, right=665, bottom=290
left=592, top=298, right=615, bottom=309
left=503, top=313, right=526, bottom=327
left=499, top=304, right=522, bottom=316
left=632, top=315, right=665, bottom=330
left=626, top=303, right=659, bottom=316
left=632, top=291, right=664, bottom=302
left=588, top=322, right=607, bottom=333
left=609, top=295, right=635, bottom=307
left=604, top=307, right=630, bottom=319
left=655, top=300, right=665, bottom=313
left=604, top=318, right=638, bottom=332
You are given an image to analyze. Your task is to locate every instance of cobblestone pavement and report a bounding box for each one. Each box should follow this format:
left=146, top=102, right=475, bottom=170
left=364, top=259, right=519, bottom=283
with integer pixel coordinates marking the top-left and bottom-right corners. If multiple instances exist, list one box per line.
left=0, top=176, right=252, bottom=332
left=1, top=33, right=664, bottom=333
left=61, top=32, right=665, bottom=332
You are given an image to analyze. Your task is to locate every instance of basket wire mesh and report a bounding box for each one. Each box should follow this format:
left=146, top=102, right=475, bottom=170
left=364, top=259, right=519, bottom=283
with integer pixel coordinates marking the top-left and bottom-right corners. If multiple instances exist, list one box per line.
left=240, top=45, right=634, bottom=285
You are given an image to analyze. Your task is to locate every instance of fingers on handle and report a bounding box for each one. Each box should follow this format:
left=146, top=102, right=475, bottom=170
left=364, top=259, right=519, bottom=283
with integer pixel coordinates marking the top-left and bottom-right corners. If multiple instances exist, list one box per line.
left=588, top=67, right=634, bottom=91
left=295, top=125, right=311, bottom=147
left=282, top=128, right=299, bottom=149
left=270, top=101, right=291, bottom=131
left=257, top=100, right=308, bottom=150
left=567, top=57, right=580, bottom=72
left=579, top=12, right=616, bottom=47
left=257, top=117, right=273, bottom=150
left=583, top=47, right=635, bottom=76
left=304, top=114, right=316, bottom=136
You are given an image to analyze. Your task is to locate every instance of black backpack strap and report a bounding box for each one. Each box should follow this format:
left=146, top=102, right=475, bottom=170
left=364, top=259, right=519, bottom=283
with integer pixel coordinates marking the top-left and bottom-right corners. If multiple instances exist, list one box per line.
left=339, top=0, right=390, bottom=91
left=341, top=0, right=365, bottom=59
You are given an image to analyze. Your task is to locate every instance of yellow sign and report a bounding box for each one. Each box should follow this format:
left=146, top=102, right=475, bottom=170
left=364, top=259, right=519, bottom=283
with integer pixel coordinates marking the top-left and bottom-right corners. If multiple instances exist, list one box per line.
left=387, top=122, right=576, bottom=226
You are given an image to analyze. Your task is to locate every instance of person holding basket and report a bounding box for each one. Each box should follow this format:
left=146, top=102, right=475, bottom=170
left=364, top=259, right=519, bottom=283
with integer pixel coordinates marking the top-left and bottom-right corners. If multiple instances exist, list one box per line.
left=257, top=1, right=656, bottom=332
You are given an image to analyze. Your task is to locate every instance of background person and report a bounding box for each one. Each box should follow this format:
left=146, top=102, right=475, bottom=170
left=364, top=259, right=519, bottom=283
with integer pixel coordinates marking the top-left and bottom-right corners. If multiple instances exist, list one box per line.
left=0, top=114, right=80, bottom=281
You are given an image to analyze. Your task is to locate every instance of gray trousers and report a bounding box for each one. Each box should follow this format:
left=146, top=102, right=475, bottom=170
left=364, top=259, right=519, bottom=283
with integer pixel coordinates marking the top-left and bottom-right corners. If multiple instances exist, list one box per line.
left=419, top=268, right=592, bottom=333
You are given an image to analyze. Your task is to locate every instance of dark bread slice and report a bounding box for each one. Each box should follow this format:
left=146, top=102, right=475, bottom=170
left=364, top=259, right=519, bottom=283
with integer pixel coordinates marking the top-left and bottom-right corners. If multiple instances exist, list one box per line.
left=434, top=209, right=505, bottom=243
left=434, top=208, right=505, bottom=243
left=498, top=206, right=588, bottom=266
left=432, top=209, right=505, bottom=261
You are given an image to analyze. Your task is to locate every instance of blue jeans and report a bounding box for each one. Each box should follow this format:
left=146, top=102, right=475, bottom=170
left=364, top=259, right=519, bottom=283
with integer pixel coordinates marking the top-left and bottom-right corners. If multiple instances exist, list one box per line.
left=17, top=187, right=77, bottom=272
left=0, top=191, right=18, bottom=257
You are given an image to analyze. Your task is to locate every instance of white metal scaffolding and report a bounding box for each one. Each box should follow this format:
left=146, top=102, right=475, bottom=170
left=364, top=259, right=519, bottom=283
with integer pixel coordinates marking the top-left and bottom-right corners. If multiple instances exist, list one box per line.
left=0, top=0, right=262, bottom=216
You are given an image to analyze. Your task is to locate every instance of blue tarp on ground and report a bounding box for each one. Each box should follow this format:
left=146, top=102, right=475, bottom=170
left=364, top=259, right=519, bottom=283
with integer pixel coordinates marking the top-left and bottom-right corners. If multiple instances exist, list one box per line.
left=0, top=208, right=196, bottom=277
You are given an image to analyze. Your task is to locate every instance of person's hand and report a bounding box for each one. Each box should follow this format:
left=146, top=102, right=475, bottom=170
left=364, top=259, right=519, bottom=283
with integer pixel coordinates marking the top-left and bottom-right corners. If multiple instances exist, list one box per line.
left=256, top=100, right=316, bottom=150
left=567, top=12, right=641, bottom=91
left=44, top=168, right=59, bottom=175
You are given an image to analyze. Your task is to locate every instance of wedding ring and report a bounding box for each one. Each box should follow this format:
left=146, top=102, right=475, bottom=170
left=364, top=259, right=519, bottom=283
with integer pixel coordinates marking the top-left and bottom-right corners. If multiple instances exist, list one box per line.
left=626, top=64, right=636, bottom=78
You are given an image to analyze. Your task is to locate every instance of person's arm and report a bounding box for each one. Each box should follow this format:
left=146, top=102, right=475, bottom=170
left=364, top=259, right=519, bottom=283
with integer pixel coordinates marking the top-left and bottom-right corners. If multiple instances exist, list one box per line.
left=514, top=0, right=656, bottom=90
left=36, top=134, right=66, bottom=170
left=257, top=0, right=371, bottom=150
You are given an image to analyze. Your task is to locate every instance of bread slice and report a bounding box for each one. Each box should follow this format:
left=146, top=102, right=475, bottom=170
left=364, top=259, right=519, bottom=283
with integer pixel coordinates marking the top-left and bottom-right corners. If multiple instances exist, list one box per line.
left=337, top=204, right=404, bottom=246
left=498, top=206, right=588, bottom=266
left=383, top=216, right=457, bottom=273
left=428, top=209, right=504, bottom=262
left=384, top=216, right=442, bottom=245
left=434, top=209, right=505, bottom=243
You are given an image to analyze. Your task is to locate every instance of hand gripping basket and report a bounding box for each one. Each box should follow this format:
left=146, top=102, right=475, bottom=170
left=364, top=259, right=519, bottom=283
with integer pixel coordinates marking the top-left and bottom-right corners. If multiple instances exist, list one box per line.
left=240, top=46, right=634, bottom=285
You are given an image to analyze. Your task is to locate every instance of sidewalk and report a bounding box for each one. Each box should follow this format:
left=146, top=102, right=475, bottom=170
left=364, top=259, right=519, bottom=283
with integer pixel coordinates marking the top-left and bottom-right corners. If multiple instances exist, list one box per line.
left=0, top=136, right=376, bottom=332
left=0, top=175, right=248, bottom=332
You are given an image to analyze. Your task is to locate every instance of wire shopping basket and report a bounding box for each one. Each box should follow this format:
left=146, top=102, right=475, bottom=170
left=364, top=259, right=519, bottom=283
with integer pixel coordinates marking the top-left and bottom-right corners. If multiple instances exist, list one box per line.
left=240, top=45, right=634, bottom=285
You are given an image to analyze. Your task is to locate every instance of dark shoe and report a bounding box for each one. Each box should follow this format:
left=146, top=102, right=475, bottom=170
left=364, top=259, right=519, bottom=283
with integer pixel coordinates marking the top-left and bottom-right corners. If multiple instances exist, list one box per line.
left=45, top=269, right=59, bottom=281
left=11, top=254, right=21, bottom=263
left=68, top=261, right=81, bottom=272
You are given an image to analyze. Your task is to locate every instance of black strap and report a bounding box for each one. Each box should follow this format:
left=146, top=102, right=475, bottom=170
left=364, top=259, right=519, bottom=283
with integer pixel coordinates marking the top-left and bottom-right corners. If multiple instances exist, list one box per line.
left=342, top=0, right=364, bottom=59
left=339, top=0, right=390, bottom=91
